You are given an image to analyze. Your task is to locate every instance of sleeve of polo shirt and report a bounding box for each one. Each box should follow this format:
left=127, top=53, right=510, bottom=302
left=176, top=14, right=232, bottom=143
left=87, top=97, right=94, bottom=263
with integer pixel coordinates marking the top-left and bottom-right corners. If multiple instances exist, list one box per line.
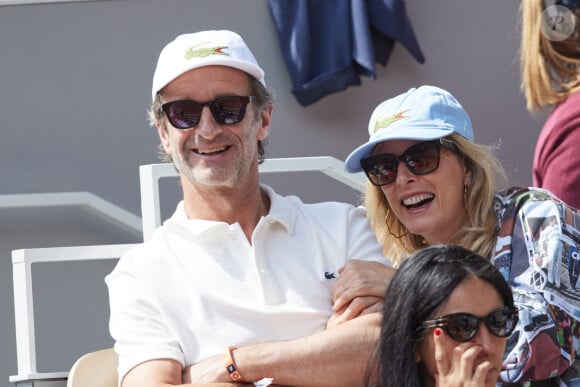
left=105, top=247, right=184, bottom=384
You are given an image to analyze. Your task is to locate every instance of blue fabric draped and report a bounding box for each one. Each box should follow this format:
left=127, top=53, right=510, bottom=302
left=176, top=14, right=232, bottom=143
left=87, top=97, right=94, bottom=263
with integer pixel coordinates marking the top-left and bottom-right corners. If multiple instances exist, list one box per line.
left=268, top=0, right=425, bottom=107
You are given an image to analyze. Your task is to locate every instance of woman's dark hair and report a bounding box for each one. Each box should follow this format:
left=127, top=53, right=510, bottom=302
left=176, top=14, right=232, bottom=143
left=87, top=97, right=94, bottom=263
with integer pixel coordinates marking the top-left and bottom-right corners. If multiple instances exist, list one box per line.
left=367, top=245, right=514, bottom=387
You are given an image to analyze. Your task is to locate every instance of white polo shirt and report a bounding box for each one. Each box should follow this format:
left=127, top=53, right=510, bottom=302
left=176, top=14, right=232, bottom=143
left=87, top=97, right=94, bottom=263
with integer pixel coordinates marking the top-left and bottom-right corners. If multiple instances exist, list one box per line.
left=106, top=184, right=389, bottom=382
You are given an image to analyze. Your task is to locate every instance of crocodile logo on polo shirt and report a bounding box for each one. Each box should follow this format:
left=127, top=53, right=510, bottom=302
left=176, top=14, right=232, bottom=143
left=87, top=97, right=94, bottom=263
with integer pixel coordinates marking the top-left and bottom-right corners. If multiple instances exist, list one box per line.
left=324, top=271, right=336, bottom=280
left=373, top=109, right=409, bottom=134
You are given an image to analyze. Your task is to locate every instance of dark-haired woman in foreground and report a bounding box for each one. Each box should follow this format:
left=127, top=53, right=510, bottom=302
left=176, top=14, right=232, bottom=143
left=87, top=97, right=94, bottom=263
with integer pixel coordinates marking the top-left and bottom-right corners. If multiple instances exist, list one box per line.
left=369, top=245, right=518, bottom=387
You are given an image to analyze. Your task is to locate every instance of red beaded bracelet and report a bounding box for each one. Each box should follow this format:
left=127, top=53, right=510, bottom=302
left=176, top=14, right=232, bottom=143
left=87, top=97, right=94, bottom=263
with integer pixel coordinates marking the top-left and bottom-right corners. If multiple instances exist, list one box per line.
left=224, top=346, right=246, bottom=382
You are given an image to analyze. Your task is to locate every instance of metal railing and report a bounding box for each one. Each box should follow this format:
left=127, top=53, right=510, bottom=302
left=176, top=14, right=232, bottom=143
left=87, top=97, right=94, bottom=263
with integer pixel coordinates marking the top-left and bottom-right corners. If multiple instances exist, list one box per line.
left=10, top=157, right=365, bottom=386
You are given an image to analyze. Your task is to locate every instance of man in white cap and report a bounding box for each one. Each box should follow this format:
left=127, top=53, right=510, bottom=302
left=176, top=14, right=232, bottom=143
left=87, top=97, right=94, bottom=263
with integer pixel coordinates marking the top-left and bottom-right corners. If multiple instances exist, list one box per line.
left=106, top=30, right=391, bottom=386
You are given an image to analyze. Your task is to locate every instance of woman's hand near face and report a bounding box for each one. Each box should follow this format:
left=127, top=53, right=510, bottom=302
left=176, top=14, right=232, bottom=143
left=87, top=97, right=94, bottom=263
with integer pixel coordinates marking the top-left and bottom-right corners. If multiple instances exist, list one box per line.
left=433, top=330, right=495, bottom=387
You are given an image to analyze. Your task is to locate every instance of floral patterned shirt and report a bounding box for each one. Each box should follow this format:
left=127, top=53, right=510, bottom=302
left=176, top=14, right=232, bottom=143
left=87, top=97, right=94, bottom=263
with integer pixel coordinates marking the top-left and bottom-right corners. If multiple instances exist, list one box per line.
left=492, top=187, right=580, bottom=385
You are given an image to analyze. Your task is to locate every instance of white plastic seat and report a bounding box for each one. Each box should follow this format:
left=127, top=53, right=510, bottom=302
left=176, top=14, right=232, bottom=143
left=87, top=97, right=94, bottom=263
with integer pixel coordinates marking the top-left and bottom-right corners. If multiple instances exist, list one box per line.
left=66, top=348, right=117, bottom=387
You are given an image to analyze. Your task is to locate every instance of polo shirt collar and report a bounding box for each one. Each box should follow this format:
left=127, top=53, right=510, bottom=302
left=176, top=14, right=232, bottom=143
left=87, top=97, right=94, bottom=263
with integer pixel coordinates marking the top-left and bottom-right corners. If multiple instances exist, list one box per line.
left=163, top=183, right=296, bottom=236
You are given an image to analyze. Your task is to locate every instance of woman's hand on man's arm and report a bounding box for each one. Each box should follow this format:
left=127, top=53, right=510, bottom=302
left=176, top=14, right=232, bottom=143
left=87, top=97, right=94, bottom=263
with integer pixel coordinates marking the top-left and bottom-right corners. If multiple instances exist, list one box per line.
left=328, top=260, right=395, bottom=327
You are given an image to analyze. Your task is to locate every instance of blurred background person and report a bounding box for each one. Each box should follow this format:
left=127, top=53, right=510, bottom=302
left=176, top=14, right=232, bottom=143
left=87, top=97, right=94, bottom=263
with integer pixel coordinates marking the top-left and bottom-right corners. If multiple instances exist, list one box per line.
left=520, top=0, right=580, bottom=209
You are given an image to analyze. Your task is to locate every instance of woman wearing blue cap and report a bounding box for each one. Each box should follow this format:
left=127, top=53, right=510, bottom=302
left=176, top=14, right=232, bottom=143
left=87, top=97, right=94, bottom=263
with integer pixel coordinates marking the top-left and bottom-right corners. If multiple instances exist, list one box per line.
left=334, top=85, right=580, bottom=385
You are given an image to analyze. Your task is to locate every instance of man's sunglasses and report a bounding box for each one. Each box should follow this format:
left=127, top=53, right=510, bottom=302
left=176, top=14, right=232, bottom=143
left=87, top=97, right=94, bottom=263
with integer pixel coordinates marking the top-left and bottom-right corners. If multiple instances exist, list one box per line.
left=360, top=138, right=458, bottom=187
left=161, top=95, right=255, bottom=129
left=419, top=306, right=519, bottom=342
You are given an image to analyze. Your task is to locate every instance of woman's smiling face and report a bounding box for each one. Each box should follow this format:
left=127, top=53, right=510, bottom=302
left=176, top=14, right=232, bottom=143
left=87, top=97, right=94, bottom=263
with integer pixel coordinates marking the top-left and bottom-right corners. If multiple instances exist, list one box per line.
left=373, top=139, right=470, bottom=245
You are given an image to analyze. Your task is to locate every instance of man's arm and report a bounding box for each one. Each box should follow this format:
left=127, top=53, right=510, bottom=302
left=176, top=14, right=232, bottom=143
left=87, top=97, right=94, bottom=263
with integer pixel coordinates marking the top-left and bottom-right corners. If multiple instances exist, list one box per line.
left=122, top=358, right=254, bottom=387
left=184, top=313, right=381, bottom=386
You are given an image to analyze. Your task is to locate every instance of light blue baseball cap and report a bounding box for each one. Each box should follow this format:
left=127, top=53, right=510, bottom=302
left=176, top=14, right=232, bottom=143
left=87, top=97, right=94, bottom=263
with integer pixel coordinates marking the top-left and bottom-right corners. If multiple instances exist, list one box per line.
left=345, top=85, right=474, bottom=173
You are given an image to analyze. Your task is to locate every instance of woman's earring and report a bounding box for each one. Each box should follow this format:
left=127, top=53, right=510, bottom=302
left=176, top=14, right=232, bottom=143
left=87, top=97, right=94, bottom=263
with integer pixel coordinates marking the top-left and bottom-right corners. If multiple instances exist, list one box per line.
left=385, top=208, right=408, bottom=239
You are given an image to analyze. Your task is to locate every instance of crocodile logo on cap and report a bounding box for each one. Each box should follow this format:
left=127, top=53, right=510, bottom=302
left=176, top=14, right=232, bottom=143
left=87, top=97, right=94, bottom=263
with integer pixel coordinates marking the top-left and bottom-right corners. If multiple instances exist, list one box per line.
left=184, top=46, right=228, bottom=60
left=373, top=109, right=409, bottom=134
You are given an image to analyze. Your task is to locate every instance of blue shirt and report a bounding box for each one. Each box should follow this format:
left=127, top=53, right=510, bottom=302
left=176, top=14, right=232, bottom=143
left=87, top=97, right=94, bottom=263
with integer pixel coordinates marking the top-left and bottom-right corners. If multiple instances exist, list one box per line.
left=268, top=0, right=425, bottom=106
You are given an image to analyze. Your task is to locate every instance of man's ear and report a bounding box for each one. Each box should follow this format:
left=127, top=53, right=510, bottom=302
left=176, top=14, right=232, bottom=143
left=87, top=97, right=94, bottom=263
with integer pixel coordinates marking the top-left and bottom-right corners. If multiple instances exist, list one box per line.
left=257, top=103, right=273, bottom=141
left=157, top=122, right=171, bottom=155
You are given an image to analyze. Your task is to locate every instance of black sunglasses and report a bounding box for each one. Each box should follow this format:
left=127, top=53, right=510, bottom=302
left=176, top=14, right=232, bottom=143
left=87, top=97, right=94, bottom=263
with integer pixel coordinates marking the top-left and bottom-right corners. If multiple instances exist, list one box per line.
left=161, top=95, right=255, bottom=129
left=419, top=306, right=519, bottom=342
left=360, top=139, right=458, bottom=187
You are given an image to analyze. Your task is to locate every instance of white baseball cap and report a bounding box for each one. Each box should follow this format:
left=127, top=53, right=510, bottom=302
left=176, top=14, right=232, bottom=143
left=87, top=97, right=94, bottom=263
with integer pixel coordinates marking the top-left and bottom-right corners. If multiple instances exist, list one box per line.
left=151, top=30, right=266, bottom=100
left=345, top=85, right=475, bottom=173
